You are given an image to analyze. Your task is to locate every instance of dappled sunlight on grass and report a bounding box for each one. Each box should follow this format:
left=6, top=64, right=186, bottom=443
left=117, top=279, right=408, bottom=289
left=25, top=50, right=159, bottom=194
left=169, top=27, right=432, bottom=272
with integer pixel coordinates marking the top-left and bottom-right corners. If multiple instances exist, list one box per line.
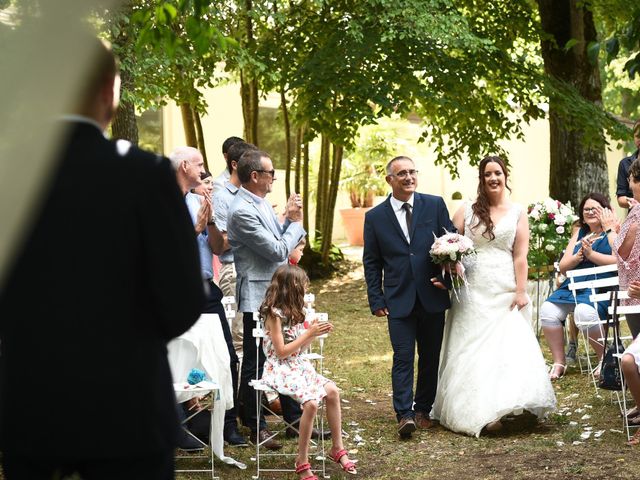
left=344, top=352, right=393, bottom=365
left=164, top=258, right=640, bottom=479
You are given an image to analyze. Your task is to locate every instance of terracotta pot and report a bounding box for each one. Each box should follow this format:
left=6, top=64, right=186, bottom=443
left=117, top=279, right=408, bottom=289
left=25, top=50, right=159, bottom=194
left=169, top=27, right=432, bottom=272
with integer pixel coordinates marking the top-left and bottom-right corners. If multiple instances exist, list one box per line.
left=339, top=207, right=372, bottom=246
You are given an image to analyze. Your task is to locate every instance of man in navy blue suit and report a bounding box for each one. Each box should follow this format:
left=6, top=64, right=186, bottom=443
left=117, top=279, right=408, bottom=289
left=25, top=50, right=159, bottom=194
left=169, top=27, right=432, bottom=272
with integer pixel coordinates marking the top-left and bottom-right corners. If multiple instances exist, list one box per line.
left=363, top=156, right=454, bottom=439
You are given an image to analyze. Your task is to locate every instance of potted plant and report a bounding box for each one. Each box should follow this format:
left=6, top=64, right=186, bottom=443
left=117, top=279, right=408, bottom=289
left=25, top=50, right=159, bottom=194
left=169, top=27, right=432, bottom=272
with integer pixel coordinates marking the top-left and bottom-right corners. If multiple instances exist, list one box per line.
left=339, top=128, right=392, bottom=245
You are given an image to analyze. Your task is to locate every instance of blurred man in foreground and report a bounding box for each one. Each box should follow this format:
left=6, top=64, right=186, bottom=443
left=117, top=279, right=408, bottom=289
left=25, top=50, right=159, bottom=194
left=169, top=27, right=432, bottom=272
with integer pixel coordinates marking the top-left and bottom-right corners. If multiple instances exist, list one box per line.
left=0, top=38, right=204, bottom=479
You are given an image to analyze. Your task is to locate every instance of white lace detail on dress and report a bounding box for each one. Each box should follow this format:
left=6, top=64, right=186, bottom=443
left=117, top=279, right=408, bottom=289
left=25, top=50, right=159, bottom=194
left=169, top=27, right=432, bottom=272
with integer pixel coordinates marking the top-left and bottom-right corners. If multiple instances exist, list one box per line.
left=432, top=202, right=555, bottom=437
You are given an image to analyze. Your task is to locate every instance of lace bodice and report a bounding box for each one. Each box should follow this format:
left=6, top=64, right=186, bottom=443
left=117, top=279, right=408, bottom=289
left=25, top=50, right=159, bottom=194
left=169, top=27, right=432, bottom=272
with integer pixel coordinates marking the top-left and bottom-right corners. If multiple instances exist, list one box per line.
left=432, top=201, right=556, bottom=436
left=462, top=202, right=523, bottom=295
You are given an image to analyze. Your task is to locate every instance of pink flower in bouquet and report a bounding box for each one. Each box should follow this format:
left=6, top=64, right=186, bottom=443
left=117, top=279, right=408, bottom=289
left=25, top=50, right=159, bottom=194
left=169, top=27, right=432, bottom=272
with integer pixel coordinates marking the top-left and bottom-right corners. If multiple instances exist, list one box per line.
left=429, top=232, right=476, bottom=299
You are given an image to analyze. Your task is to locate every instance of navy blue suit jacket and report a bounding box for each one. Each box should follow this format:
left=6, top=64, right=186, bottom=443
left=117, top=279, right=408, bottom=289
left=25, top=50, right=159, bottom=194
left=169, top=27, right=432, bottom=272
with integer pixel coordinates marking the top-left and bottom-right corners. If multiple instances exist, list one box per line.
left=363, top=193, right=455, bottom=318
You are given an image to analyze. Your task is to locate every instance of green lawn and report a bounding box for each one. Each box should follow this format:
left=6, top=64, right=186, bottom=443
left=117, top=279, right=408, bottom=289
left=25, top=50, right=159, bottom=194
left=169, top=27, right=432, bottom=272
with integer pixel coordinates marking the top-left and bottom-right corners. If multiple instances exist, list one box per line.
left=2, top=258, right=638, bottom=479
left=177, top=258, right=639, bottom=479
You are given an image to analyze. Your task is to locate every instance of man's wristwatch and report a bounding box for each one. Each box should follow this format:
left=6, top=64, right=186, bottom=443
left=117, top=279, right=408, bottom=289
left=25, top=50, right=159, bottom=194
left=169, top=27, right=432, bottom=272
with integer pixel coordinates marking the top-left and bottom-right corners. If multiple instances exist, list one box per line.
left=207, top=219, right=216, bottom=226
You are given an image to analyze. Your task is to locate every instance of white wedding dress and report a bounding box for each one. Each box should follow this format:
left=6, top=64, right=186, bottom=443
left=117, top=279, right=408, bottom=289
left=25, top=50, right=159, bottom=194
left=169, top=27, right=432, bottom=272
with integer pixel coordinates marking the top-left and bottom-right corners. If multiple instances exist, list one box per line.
left=432, top=203, right=556, bottom=437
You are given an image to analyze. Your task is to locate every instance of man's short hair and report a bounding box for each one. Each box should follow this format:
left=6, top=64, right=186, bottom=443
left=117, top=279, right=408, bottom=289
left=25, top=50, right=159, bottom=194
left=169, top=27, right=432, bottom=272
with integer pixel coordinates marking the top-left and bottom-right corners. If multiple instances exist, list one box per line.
left=222, top=136, right=244, bottom=155
left=633, top=119, right=640, bottom=136
left=78, top=38, right=119, bottom=112
left=168, top=146, right=201, bottom=171
left=385, top=156, right=414, bottom=175
left=237, top=149, right=270, bottom=184
left=226, top=142, right=257, bottom=173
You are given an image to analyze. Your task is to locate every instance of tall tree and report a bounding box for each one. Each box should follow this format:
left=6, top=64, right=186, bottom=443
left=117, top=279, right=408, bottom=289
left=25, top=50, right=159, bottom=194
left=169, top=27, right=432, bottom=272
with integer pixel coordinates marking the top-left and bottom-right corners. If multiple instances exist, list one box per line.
left=103, top=0, right=231, bottom=160
left=537, top=0, right=609, bottom=205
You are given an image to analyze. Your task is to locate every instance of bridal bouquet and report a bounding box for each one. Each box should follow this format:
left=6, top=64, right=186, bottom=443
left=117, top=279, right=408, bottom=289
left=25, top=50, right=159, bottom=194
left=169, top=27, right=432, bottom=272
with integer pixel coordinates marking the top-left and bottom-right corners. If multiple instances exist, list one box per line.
left=430, top=232, right=476, bottom=299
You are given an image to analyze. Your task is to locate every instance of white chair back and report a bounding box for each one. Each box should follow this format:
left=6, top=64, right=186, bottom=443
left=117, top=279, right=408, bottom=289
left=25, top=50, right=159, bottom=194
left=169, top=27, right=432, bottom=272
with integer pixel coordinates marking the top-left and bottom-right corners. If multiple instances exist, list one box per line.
left=567, top=263, right=619, bottom=317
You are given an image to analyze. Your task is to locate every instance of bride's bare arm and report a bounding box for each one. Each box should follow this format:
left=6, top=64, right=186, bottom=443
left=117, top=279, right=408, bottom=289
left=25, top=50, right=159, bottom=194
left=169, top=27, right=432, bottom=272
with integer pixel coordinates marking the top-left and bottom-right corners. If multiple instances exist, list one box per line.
left=452, top=205, right=465, bottom=235
left=511, top=210, right=530, bottom=310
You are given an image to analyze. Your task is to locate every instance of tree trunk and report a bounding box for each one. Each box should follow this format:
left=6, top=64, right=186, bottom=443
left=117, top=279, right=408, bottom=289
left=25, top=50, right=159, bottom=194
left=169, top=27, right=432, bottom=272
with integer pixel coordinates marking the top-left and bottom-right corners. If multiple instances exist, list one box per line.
left=111, top=94, right=138, bottom=144
left=239, top=0, right=259, bottom=146
left=108, top=4, right=138, bottom=145
left=281, top=88, right=292, bottom=198
left=315, top=135, right=330, bottom=240
left=537, top=0, right=609, bottom=206
left=240, top=72, right=259, bottom=146
left=295, top=126, right=302, bottom=194
left=180, top=103, right=198, bottom=148
left=193, top=107, right=209, bottom=171
left=321, top=143, right=343, bottom=263
left=302, top=140, right=310, bottom=238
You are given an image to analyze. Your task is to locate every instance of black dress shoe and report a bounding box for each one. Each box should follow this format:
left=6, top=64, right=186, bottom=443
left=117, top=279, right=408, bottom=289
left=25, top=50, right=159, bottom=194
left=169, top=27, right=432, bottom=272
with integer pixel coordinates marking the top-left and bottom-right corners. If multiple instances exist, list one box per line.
left=224, top=427, right=249, bottom=447
left=251, top=429, right=282, bottom=450
left=177, top=428, right=206, bottom=452
left=285, top=427, right=331, bottom=439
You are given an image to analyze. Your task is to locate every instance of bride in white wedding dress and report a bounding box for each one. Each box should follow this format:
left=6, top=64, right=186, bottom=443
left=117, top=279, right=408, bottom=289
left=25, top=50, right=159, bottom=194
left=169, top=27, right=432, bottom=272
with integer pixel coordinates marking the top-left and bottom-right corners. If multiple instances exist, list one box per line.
left=432, top=156, right=556, bottom=437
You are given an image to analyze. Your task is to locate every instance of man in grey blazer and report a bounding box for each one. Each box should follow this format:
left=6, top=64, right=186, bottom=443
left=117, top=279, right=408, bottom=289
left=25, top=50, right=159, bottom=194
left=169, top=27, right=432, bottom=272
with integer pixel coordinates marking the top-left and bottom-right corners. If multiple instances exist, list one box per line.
left=227, top=149, right=305, bottom=449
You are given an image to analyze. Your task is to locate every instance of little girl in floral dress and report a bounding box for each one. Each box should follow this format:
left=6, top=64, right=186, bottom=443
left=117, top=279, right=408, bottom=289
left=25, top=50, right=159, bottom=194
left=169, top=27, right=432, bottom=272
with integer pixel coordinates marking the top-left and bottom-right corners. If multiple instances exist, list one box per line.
left=260, top=264, right=357, bottom=479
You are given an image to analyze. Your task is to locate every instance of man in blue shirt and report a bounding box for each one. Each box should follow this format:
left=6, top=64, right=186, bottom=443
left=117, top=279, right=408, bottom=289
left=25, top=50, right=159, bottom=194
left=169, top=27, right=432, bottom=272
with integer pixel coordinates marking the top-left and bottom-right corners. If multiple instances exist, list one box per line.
left=213, top=141, right=257, bottom=360
left=617, top=119, right=640, bottom=209
left=213, top=136, right=244, bottom=195
left=170, top=146, right=248, bottom=447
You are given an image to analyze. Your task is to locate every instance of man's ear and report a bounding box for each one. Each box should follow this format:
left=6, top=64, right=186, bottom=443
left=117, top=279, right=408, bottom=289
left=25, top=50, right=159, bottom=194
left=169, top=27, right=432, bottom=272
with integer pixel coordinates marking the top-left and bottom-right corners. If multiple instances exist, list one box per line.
left=385, top=175, right=392, bottom=186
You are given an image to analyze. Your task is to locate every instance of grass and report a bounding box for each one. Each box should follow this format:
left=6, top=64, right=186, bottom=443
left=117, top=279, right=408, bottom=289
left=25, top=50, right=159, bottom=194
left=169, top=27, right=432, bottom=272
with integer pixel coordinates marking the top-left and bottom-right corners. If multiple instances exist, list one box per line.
left=3, top=256, right=639, bottom=479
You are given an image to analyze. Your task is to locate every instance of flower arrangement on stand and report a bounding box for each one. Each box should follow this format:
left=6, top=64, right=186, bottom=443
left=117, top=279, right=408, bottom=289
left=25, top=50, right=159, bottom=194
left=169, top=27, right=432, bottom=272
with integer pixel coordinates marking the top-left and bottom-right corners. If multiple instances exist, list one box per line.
left=527, top=198, right=579, bottom=279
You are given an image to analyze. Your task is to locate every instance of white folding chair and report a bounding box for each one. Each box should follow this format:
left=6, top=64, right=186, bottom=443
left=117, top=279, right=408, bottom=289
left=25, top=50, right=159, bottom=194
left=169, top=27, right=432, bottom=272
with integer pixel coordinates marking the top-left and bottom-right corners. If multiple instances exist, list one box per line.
left=567, top=263, right=619, bottom=391
left=221, top=296, right=236, bottom=330
left=250, top=310, right=328, bottom=479
left=304, top=293, right=316, bottom=310
left=174, top=382, right=220, bottom=479
left=606, top=291, right=640, bottom=441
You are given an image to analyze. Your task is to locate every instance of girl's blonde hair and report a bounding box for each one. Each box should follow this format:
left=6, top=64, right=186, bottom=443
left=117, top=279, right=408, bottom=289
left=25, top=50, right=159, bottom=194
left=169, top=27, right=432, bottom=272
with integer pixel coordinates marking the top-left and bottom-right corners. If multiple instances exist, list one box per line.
left=259, top=264, right=309, bottom=327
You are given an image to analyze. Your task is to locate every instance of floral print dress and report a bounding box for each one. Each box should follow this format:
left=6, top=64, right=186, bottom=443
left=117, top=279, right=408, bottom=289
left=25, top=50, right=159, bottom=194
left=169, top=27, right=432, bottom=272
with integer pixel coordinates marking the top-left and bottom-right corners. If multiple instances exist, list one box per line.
left=615, top=206, right=640, bottom=368
left=614, top=205, right=640, bottom=309
left=261, top=308, right=330, bottom=404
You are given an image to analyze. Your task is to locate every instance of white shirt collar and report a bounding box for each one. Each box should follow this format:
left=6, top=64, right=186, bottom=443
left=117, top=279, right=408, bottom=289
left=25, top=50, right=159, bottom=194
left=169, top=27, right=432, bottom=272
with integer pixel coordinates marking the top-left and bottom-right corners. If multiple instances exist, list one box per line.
left=389, top=193, right=414, bottom=212
left=61, top=114, right=106, bottom=136
left=240, top=186, right=265, bottom=205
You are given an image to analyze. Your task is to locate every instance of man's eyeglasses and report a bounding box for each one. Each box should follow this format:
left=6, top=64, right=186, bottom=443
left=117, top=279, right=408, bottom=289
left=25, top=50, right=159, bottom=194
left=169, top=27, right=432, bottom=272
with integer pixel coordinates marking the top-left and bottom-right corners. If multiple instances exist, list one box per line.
left=389, top=169, right=419, bottom=179
left=255, top=169, right=276, bottom=178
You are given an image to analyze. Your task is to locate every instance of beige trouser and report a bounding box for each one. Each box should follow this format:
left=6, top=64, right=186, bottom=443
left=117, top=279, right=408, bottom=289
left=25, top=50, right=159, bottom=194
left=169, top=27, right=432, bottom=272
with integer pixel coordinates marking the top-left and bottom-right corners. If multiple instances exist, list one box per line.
left=219, top=261, right=244, bottom=360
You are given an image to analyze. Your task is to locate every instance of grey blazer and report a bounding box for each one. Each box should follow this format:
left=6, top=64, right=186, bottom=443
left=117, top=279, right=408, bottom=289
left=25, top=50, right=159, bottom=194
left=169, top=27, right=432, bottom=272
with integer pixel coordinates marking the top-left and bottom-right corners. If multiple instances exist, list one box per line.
left=227, top=187, right=305, bottom=312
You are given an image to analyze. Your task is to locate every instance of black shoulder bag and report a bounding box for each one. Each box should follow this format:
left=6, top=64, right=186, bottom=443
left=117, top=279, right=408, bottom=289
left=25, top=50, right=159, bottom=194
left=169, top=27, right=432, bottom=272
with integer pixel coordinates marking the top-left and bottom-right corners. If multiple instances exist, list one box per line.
left=598, top=290, right=625, bottom=391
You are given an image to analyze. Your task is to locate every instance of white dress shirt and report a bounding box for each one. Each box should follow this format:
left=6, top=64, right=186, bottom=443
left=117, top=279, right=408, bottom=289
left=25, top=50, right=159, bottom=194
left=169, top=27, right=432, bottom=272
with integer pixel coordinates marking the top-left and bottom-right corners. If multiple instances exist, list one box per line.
left=389, top=194, right=414, bottom=242
left=240, top=187, right=280, bottom=234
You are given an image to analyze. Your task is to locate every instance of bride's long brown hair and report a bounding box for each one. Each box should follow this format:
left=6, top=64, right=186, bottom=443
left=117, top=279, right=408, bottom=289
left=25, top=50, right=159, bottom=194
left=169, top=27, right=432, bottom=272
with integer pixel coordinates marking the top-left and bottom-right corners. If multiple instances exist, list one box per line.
left=471, top=156, right=512, bottom=241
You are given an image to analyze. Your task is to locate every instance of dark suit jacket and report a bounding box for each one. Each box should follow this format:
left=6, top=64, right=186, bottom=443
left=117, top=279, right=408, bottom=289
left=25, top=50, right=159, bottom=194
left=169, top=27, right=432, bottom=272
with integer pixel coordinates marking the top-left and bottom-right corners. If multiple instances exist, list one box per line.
left=0, top=121, right=205, bottom=458
left=363, top=193, right=454, bottom=318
